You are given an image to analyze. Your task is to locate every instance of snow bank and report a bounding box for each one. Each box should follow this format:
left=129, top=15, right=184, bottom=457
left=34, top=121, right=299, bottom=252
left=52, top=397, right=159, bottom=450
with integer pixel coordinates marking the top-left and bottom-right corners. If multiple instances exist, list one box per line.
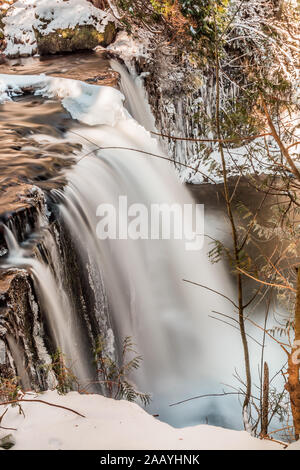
left=2, top=0, right=114, bottom=57
left=0, top=73, right=128, bottom=126
left=107, top=30, right=150, bottom=63
left=0, top=391, right=281, bottom=450
left=287, top=440, right=300, bottom=450
left=180, top=140, right=278, bottom=184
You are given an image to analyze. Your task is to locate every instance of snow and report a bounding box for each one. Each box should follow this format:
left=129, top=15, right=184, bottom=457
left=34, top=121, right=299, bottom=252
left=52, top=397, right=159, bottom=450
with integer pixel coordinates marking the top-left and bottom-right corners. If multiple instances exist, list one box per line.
left=0, top=2, right=12, bottom=10
left=287, top=440, right=300, bottom=450
left=0, top=73, right=128, bottom=126
left=106, top=30, right=150, bottom=64
left=0, top=390, right=282, bottom=450
left=2, top=0, right=114, bottom=57
left=179, top=139, right=277, bottom=184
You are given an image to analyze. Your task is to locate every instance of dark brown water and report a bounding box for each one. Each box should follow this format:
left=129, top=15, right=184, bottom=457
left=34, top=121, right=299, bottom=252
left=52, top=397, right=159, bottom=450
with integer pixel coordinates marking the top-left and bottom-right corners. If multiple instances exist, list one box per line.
left=0, top=51, right=117, bottom=211
left=0, top=50, right=118, bottom=85
left=0, top=96, right=77, bottom=189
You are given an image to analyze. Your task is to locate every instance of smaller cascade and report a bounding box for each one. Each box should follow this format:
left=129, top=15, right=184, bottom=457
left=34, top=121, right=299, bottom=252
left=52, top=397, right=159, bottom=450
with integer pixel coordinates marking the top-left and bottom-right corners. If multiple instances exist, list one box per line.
left=1, top=221, right=99, bottom=390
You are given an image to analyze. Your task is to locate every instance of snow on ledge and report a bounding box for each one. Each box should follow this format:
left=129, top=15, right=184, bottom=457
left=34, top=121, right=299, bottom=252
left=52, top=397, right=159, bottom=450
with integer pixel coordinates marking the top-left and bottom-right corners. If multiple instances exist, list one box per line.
left=0, top=73, right=129, bottom=126
left=2, top=0, right=114, bottom=58
left=0, top=390, right=282, bottom=450
left=106, top=31, right=150, bottom=63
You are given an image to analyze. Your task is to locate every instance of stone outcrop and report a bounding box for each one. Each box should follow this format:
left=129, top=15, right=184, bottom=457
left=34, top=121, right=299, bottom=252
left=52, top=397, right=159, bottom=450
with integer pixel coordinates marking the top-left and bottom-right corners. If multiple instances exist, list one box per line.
left=0, top=0, right=117, bottom=58
left=0, top=182, right=56, bottom=391
left=0, top=268, right=55, bottom=391
left=35, top=22, right=116, bottom=56
left=0, top=182, right=44, bottom=250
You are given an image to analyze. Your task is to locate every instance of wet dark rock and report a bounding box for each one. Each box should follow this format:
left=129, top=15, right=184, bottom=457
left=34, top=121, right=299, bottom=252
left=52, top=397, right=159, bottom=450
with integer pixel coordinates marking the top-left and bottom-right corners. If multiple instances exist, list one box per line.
left=0, top=434, right=16, bottom=450
left=35, top=23, right=116, bottom=56
left=0, top=182, right=44, bottom=251
left=0, top=269, right=53, bottom=391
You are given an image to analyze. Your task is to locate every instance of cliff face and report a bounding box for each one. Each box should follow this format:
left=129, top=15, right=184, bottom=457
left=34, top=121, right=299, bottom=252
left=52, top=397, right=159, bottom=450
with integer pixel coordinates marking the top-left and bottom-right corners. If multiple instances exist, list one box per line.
left=0, top=177, right=110, bottom=392
left=0, top=269, right=56, bottom=390
left=0, top=183, right=56, bottom=390
left=107, top=0, right=298, bottom=183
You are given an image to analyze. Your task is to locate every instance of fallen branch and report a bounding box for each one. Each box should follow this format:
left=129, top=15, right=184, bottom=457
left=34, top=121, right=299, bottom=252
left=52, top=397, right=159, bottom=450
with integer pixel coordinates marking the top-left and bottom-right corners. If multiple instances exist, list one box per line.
left=0, top=425, right=17, bottom=431
left=262, top=98, right=300, bottom=181
left=0, top=399, right=85, bottom=418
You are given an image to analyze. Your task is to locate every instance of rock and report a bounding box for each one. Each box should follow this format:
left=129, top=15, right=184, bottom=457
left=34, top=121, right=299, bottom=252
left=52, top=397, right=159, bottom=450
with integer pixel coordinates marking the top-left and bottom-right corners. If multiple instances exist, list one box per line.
left=0, top=269, right=51, bottom=391
left=1, top=0, right=117, bottom=58
left=35, top=23, right=116, bottom=56
left=0, top=183, right=54, bottom=392
left=0, top=434, right=16, bottom=450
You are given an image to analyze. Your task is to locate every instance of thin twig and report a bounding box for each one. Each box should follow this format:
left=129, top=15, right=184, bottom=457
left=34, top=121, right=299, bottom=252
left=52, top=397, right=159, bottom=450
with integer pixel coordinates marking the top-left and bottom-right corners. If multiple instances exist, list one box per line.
left=182, top=279, right=238, bottom=308
left=237, top=267, right=296, bottom=292
left=169, top=392, right=241, bottom=407
left=150, top=130, right=272, bottom=144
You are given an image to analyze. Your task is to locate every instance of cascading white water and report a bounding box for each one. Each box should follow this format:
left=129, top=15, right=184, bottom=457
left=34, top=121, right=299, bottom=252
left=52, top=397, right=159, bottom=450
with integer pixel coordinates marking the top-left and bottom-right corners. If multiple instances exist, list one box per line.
left=110, top=59, right=156, bottom=133
left=48, top=63, right=246, bottom=428
left=6, top=334, right=31, bottom=391
left=0, top=56, right=287, bottom=433
left=2, top=223, right=95, bottom=387
left=0, top=64, right=262, bottom=429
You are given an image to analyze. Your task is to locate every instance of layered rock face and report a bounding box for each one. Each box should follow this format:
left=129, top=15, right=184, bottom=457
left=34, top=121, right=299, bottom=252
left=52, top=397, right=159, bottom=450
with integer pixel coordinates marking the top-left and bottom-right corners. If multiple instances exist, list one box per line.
left=0, top=184, right=56, bottom=390
left=0, top=173, right=103, bottom=392
left=0, top=53, right=120, bottom=391
left=0, top=269, right=54, bottom=390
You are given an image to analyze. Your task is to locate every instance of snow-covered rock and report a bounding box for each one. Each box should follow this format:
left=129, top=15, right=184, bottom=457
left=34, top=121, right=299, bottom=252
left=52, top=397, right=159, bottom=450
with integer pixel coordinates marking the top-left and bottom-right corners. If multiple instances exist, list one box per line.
left=1, top=0, right=116, bottom=57
left=106, top=30, right=150, bottom=64
left=0, top=73, right=128, bottom=126
left=0, top=391, right=282, bottom=450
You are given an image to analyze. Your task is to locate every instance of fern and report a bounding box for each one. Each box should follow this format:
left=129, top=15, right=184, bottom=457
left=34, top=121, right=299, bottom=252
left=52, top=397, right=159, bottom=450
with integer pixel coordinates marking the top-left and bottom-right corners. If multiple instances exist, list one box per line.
left=41, top=349, right=77, bottom=395
left=94, top=335, right=151, bottom=406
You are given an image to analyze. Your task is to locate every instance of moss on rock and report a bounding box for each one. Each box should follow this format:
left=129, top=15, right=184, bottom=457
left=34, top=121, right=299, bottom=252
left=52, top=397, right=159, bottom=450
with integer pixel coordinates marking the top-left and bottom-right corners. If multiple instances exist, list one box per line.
left=35, top=22, right=116, bottom=55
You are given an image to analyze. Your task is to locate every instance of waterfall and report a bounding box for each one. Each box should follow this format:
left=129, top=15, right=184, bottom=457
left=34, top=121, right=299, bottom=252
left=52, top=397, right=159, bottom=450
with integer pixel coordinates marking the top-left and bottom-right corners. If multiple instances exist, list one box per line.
left=51, top=63, right=244, bottom=428
left=6, top=334, right=31, bottom=391
left=0, top=63, right=245, bottom=429
left=2, top=223, right=97, bottom=388
left=110, top=59, right=156, bottom=132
